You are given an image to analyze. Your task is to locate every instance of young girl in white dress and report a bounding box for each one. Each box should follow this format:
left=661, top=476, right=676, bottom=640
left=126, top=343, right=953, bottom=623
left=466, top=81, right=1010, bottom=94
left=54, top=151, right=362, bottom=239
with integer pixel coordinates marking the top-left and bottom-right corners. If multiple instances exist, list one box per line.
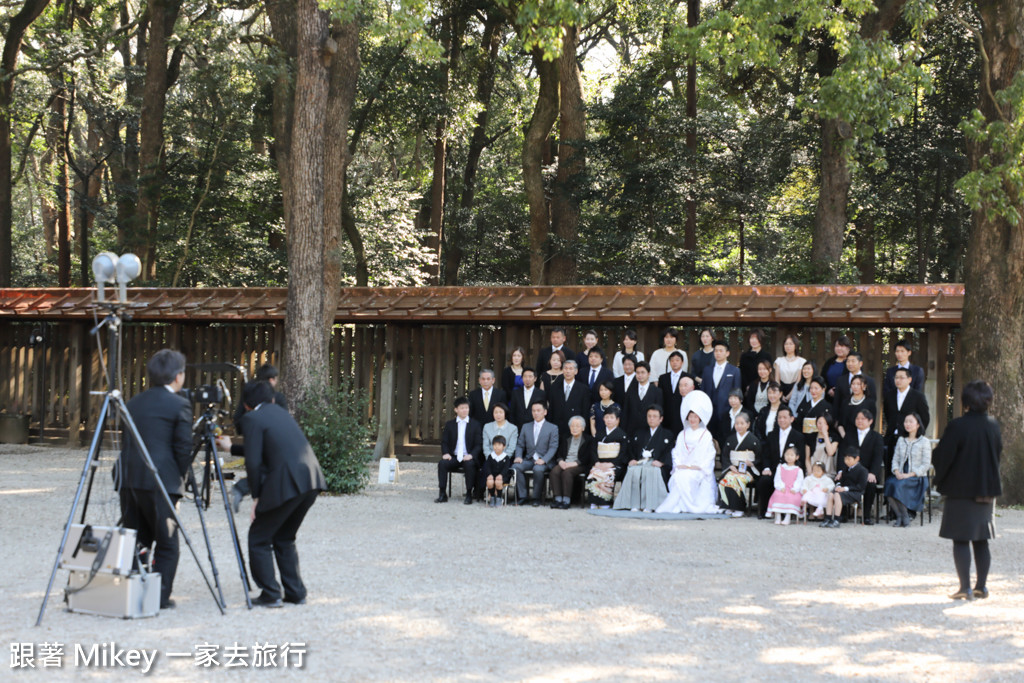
left=656, top=391, right=721, bottom=514
left=801, top=461, right=835, bottom=519
left=767, top=447, right=804, bottom=525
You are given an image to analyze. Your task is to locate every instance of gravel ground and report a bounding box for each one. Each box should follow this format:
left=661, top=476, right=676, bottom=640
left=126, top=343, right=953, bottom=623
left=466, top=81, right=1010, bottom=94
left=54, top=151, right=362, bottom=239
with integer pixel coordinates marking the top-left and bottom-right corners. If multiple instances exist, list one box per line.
left=2, top=444, right=1023, bottom=682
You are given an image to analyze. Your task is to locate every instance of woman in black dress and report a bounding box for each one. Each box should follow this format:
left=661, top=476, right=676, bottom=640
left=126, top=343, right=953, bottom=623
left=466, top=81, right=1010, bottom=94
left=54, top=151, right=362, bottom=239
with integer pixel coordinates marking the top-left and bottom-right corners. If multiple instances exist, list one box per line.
left=933, top=380, right=1002, bottom=600
left=501, top=346, right=527, bottom=396
left=739, top=328, right=773, bottom=392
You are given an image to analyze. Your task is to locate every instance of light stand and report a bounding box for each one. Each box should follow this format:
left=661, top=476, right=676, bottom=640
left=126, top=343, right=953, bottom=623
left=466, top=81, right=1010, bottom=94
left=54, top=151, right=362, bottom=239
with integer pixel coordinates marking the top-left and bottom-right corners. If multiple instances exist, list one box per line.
left=35, top=253, right=225, bottom=625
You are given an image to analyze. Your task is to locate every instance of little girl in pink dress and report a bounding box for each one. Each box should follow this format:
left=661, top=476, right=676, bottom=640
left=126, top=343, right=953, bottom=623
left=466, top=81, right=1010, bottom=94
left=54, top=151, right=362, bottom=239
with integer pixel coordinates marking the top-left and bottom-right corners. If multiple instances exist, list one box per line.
left=800, top=461, right=835, bottom=519
left=767, top=447, right=804, bottom=525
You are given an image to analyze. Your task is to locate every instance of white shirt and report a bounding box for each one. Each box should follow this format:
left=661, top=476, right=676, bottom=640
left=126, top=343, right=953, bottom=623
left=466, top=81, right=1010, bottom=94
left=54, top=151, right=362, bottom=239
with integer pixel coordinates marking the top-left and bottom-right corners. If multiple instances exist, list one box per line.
left=778, top=426, right=792, bottom=459
left=638, top=382, right=649, bottom=400
left=612, top=350, right=645, bottom=377
left=896, top=386, right=908, bottom=411
left=729, top=407, right=742, bottom=430
left=563, top=380, right=575, bottom=398
left=713, top=361, right=727, bottom=387
left=455, top=417, right=469, bottom=457
left=532, top=419, right=547, bottom=459
left=522, top=386, right=535, bottom=409
left=765, top=409, right=778, bottom=435
left=623, top=373, right=635, bottom=392
left=669, top=371, right=681, bottom=394
left=857, top=427, right=869, bottom=446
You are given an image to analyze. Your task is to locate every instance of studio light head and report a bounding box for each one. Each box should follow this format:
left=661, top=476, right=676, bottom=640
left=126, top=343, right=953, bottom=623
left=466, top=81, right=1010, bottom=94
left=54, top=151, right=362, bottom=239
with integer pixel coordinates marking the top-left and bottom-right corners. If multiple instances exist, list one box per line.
left=92, top=252, right=141, bottom=303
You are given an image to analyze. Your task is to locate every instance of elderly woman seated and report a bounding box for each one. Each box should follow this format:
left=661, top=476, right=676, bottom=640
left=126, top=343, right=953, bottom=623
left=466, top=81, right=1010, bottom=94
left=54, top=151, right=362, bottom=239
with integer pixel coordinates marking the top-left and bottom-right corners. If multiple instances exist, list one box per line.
left=549, top=416, right=593, bottom=509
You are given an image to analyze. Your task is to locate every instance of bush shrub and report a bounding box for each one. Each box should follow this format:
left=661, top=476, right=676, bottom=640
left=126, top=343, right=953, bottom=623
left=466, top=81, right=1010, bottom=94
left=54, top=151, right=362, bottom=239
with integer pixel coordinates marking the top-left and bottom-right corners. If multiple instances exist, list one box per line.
left=297, top=379, right=375, bottom=495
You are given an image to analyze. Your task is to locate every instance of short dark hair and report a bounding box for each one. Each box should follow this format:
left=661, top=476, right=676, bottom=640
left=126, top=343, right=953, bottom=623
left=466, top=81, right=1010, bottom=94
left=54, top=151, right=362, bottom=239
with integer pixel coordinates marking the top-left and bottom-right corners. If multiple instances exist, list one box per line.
left=895, top=338, right=913, bottom=353
left=623, top=329, right=638, bottom=341
left=855, top=408, right=875, bottom=422
left=603, top=405, right=621, bottom=419
left=810, top=375, right=827, bottom=389
left=635, top=360, right=651, bottom=372
left=550, top=327, right=567, bottom=337
left=583, top=328, right=599, bottom=339
left=662, top=327, right=679, bottom=341
left=530, top=399, right=548, bottom=411
left=522, top=367, right=537, bottom=378
left=962, top=380, right=994, bottom=413
left=491, top=401, right=510, bottom=417
left=550, top=349, right=566, bottom=366
left=748, top=328, right=767, bottom=348
left=757, top=359, right=773, bottom=373
left=599, top=379, right=616, bottom=393
left=816, top=411, right=836, bottom=430
left=835, top=335, right=853, bottom=349
left=668, top=350, right=685, bottom=362
left=454, top=396, right=470, bottom=409
left=783, top=334, right=802, bottom=355
left=147, top=349, right=186, bottom=386
left=850, top=375, right=866, bottom=388
left=842, top=445, right=861, bottom=460
left=713, top=339, right=730, bottom=351
left=777, top=405, right=794, bottom=417
left=767, top=380, right=782, bottom=392
left=903, top=412, right=924, bottom=434
left=255, top=363, right=279, bottom=381
left=848, top=351, right=863, bottom=363
left=646, top=405, right=664, bottom=417
left=588, top=346, right=606, bottom=360
left=894, top=367, right=912, bottom=379
left=728, top=388, right=744, bottom=400
left=491, top=435, right=506, bottom=447
left=622, top=353, right=637, bottom=368
left=244, top=380, right=274, bottom=408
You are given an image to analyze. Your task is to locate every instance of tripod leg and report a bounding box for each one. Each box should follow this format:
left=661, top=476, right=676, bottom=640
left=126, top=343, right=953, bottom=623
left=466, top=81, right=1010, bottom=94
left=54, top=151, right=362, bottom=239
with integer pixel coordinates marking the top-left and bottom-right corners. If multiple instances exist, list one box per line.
left=185, top=466, right=226, bottom=609
left=36, top=394, right=111, bottom=626
left=114, top=394, right=225, bottom=615
left=209, top=434, right=254, bottom=608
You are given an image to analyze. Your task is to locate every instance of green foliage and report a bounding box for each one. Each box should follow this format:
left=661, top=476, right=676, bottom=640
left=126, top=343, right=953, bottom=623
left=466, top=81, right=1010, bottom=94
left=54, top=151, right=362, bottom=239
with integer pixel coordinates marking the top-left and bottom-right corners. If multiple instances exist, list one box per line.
left=957, top=71, right=1024, bottom=226
left=297, top=378, right=376, bottom=495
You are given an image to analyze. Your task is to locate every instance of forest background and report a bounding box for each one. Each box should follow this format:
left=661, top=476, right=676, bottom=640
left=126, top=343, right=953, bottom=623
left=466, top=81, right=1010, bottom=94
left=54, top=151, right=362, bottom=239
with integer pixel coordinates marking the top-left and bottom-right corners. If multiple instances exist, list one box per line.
left=0, top=0, right=1021, bottom=499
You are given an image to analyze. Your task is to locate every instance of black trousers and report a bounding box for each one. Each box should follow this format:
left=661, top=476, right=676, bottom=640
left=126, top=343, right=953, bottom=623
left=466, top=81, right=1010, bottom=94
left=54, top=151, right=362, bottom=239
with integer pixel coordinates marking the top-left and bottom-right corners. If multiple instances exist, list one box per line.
left=437, top=457, right=478, bottom=497
left=248, top=490, right=318, bottom=602
left=124, top=488, right=181, bottom=607
left=755, top=475, right=775, bottom=517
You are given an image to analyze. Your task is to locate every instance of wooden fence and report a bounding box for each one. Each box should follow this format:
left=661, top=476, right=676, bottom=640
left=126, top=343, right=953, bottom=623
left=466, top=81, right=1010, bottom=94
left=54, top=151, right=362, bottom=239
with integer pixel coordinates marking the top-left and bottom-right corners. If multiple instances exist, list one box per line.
left=0, top=318, right=961, bottom=449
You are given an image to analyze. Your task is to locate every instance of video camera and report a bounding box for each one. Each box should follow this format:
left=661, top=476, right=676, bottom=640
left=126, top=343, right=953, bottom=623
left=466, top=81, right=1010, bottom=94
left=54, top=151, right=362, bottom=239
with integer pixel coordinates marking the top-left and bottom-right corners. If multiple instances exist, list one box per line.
left=178, top=384, right=225, bottom=405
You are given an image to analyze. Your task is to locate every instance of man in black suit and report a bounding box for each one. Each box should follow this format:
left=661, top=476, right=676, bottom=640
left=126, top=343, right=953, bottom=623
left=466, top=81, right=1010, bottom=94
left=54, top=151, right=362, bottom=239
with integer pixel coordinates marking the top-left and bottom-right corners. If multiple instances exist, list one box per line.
left=583, top=347, right=614, bottom=403
left=535, top=327, right=574, bottom=375
left=623, top=361, right=663, bottom=437
left=434, top=397, right=483, bottom=505
left=217, top=380, right=326, bottom=607
left=753, top=406, right=804, bottom=519
left=628, top=405, right=675, bottom=484
left=882, top=338, right=926, bottom=397
left=838, top=408, right=885, bottom=524
left=833, top=351, right=878, bottom=417
left=117, top=349, right=194, bottom=610
left=468, top=369, right=507, bottom=426
left=613, top=354, right=638, bottom=404
left=549, top=360, right=590, bottom=438
left=511, top=368, right=546, bottom=428
left=701, top=340, right=742, bottom=437
left=657, top=350, right=686, bottom=397
left=883, top=367, right=931, bottom=471
left=230, top=363, right=288, bottom=511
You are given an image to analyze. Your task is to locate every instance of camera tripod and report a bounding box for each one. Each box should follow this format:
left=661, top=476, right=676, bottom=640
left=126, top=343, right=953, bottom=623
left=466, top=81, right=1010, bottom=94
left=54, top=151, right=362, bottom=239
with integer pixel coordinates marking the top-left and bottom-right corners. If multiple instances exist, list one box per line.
left=185, top=403, right=253, bottom=609
left=36, top=304, right=224, bottom=625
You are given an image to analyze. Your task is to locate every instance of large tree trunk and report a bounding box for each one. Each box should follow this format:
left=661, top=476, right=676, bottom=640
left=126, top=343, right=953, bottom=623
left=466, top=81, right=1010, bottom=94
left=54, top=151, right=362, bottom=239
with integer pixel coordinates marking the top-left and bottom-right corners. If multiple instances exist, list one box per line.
left=0, top=0, right=51, bottom=286
left=322, top=17, right=360, bottom=332
left=268, top=0, right=334, bottom=408
left=549, top=25, right=584, bottom=285
left=682, top=0, right=699, bottom=278
left=134, top=0, right=181, bottom=280
left=74, top=119, right=104, bottom=286
left=113, top=5, right=147, bottom=249
left=523, top=50, right=560, bottom=285
left=854, top=217, right=876, bottom=284
left=53, top=91, right=72, bottom=287
left=445, top=11, right=503, bottom=285
left=961, top=0, right=1024, bottom=504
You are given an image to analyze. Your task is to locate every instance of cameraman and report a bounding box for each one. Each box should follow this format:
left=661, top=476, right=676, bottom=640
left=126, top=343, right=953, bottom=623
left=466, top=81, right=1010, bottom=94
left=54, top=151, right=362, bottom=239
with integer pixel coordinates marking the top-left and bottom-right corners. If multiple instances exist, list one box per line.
left=116, top=349, right=194, bottom=609
left=229, top=364, right=287, bottom=511
left=217, top=380, right=326, bottom=608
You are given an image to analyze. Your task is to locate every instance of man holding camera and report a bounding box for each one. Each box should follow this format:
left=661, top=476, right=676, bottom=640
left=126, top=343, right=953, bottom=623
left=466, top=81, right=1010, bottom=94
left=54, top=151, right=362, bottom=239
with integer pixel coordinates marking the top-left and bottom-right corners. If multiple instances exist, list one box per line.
left=217, top=380, right=325, bottom=608
left=229, top=364, right=288, bottom=512
left=117, top=349, right=194, bottom=609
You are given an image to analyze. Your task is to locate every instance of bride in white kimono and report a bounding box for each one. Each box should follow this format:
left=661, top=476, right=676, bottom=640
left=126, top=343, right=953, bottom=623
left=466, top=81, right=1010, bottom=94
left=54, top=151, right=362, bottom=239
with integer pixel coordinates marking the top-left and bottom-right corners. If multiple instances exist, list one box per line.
left=656, top=390, right=722, bottom=514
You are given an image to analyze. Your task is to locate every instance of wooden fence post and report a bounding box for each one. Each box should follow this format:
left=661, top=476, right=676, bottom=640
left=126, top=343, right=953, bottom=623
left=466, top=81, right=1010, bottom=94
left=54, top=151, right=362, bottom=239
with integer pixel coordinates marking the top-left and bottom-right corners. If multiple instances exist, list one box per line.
left=373, top=324, right=395, bottom=460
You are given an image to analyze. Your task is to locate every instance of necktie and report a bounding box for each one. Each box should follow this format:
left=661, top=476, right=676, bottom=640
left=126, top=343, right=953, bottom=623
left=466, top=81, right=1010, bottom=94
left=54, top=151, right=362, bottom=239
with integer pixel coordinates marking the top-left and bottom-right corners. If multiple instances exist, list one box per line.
left=483, top=390, right=490, bottom=410
left=640, top=385, right=646, bottom=399
left=565, top=382, right=571, bottom=399
left=590, top=368, right=596, bottom=387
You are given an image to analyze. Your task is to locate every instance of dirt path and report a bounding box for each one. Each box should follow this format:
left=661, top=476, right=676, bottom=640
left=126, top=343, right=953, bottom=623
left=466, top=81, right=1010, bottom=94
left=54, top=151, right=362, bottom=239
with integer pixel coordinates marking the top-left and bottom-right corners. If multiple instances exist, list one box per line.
left=2, top=445, right=1022, bottom=681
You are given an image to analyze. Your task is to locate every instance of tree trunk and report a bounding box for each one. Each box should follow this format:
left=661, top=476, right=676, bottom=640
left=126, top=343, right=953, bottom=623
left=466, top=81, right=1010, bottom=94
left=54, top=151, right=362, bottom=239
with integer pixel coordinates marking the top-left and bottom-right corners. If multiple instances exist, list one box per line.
left=549, top=25, right=584, bottom=285
left=322, top=17, right=360, bottom=332
left=53, top=91, right=72, bottom=287
left=854, top=217, right=876, bottom=284
left=523, top=50, right=560, bottom=285
left=960, top=0, right=1024, bottom=504
left=134, top=0, right=181, bottom=280
left=445, top=11, right=503, bottom=285
left=683, top=0, right=699, bottom=278
left=74, top=118, right=104, bottom=286
left=0, top=0, right=51, bottom=285
left=113, top=5, right=146, bottom=249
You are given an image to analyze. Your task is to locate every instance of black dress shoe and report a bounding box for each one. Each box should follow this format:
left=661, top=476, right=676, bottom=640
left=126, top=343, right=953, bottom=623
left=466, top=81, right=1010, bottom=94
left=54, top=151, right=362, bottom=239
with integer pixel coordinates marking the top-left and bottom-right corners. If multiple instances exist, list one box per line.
left=283, top=595, right=307, bottom=605
left=973, top=587, right=989, bottom=599
left=253, top=594, right=284, bottom=608
left=160, top=599, right=176, bottom=609
left=949, top=590, right=973, bottom=601
left=863, top=518, right=875, bottom=526
left=463, top=495, right=473, bottom=505
left=560, top=502, right=571, bottom=510
left=549, top=501, right=561, bottom=509
left=434, top=495, right=448, bottom=503
left=531, top=499, right=542, bottom=507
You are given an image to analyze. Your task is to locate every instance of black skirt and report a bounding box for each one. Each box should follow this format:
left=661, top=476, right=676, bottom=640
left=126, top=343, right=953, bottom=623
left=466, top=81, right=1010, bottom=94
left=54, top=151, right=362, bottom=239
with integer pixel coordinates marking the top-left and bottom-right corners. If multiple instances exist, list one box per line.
left=939, top=497, right=996, bottom=541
